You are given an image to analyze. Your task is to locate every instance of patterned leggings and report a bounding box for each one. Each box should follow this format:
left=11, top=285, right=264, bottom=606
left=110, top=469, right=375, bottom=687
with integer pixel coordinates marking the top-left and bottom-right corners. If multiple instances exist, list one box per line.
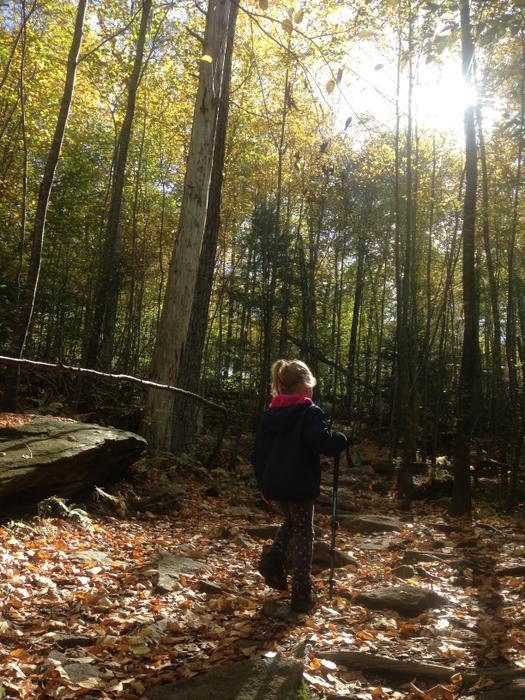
left=265, top=500, right=315, bottom=594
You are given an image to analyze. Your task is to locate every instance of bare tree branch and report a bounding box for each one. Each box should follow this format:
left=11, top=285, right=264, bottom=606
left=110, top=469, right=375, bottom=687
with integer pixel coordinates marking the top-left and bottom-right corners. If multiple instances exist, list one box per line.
left=0, top=355, right=226, bottom=413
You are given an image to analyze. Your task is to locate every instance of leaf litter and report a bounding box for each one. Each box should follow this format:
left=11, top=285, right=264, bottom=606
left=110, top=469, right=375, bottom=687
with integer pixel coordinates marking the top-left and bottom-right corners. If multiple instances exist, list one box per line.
left=0, top=450, right=525, bottom=698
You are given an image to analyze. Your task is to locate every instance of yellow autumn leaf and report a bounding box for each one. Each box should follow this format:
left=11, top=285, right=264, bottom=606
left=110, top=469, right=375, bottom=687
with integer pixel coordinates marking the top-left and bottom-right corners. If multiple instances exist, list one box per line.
left=201, top=54, right=213, bottom=63
left=293, top=8, right=304, bottom=23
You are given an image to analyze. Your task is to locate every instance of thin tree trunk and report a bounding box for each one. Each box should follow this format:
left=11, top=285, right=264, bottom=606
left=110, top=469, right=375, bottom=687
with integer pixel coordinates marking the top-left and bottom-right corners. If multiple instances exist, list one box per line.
left=391, top=20, right=403, bottom=455
left=15, top=0, right=29, bottom=306
left=453, top=0, right=480, bottom=516
left=506, top=36, right=525, bottom=507
left=11, top=0, right=88, bottom=362
left=86, top=0, right=152, bottom=370
left=122, top=108, right=147, bottom=371
left=347, top=229, right=365, bottom=419
left=476, top=101, right=502, bottom=440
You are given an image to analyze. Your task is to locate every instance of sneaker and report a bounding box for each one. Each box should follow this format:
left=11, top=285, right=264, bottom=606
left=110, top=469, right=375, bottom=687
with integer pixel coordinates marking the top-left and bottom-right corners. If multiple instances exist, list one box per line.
left=290, top=587, right=317, bottom=613
left=258, top=561, right=288, bottom=591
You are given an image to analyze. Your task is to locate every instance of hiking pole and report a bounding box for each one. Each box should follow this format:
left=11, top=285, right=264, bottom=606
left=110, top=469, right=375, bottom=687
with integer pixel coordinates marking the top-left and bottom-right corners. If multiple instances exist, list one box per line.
left=328, top=451, right=340, bottom=600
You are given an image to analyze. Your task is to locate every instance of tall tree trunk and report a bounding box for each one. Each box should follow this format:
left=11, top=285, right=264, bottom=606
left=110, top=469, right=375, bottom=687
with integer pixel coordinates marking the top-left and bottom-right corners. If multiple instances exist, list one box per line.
left=347, top=229, right=365, bottom=419
left=276, top=53, right=290, bottom=356
left=506, top=36, right=525, bottom=506
left=86, top=0, right=152, bottom=370
left=453, top=0, right=480, bottom=516
left=170, top=1, right=238, bottom=454
left=144, top=0, right=233, bottom=452
left=476, top=102, right=502, bottom=441
left=122, top=107, right=147, bottom=372
left=391, top=21, right=403, bottom=455
left=15, top=0, right=29, bottom=306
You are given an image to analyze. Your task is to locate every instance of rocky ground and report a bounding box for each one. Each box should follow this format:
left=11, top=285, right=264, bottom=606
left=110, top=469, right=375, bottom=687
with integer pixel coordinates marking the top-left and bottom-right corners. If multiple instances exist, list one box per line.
left=1, top=443, right=525, bottom=699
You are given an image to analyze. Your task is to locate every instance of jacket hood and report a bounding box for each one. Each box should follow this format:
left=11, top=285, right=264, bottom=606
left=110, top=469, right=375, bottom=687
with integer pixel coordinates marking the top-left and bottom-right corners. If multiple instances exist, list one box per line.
left=269, top=394, right=312, bottom=409
left=261, top=402, right=311, bottom=433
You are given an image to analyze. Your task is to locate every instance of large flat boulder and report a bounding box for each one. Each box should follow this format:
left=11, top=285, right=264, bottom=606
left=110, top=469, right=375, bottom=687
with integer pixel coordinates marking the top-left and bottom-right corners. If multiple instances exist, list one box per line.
left=0, top=415, right=146, bottom=516
left=355, top=584, right=447, bottom=616
left=146, top=655, right=303, bottom=700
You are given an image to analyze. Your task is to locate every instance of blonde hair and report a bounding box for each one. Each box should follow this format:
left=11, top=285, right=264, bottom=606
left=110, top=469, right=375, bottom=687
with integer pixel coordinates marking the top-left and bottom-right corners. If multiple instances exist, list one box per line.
left=271, top=359, right=317, bottom=396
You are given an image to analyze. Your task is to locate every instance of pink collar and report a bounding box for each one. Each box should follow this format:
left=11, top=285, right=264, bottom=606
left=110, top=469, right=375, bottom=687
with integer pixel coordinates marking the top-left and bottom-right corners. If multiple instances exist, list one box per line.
left=269, top=394, right=313, bottom=409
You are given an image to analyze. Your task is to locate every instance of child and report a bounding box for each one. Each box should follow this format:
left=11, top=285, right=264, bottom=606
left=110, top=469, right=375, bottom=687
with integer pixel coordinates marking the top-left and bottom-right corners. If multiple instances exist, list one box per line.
left=251, top=359, right=348, bottom=613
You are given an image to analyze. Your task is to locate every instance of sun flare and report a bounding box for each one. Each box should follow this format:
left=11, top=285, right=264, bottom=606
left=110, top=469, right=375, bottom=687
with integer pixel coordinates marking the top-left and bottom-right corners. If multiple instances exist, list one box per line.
left=414, top=68, right=478, bottom=134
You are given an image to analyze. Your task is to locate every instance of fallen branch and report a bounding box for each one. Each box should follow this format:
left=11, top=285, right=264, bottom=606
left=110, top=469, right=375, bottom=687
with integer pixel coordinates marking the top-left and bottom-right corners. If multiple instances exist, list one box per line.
left=0, top=355, right=226, bottom=413
left=317, top=649, right=525, bottom=685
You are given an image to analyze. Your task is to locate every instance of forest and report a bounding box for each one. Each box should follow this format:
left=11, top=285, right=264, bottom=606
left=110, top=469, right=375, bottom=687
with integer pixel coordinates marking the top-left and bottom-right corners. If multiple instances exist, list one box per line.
left=1, top=0, right=524, bottom=514
left=1, top=1, right=525, bottom=698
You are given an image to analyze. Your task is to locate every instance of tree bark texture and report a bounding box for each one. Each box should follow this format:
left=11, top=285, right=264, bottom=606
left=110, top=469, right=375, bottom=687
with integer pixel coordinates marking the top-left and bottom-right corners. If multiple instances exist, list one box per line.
left=143, top=0, right=232, bottom=452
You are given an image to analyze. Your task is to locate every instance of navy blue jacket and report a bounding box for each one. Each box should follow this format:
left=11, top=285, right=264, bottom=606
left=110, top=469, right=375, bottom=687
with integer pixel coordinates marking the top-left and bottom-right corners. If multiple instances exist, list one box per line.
left=251, top=402, right=347, bottom=501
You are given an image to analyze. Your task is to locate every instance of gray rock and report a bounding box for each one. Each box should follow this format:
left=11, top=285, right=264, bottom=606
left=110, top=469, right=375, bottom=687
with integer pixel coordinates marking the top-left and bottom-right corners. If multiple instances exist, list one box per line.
left=340, top=514, right=403, bottom=534
left=355, top=584, right=447, bottom=616
left=392, top=565, right=416, bottom=578
left=68, top=550, right=114, bottom=566
left=48, top=650, right=68, bottom=664
left=357, top=536, right=396, bottom=551
left=312, top=541, right=358, bottom=569
left=0, top=415, right=146, bottom=516
left=246, top=525, right=280, bottom=539
left=292, top=638, right=311, bottom=659
left=148, top=550, right=209, bottom=593
left=262, top=600, right=297, bottom=621
left=145, top=655, right=303, bottom=700
left=402, top=550, right=451, bottom=564
left=62, top=663, right=102, bottom=684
